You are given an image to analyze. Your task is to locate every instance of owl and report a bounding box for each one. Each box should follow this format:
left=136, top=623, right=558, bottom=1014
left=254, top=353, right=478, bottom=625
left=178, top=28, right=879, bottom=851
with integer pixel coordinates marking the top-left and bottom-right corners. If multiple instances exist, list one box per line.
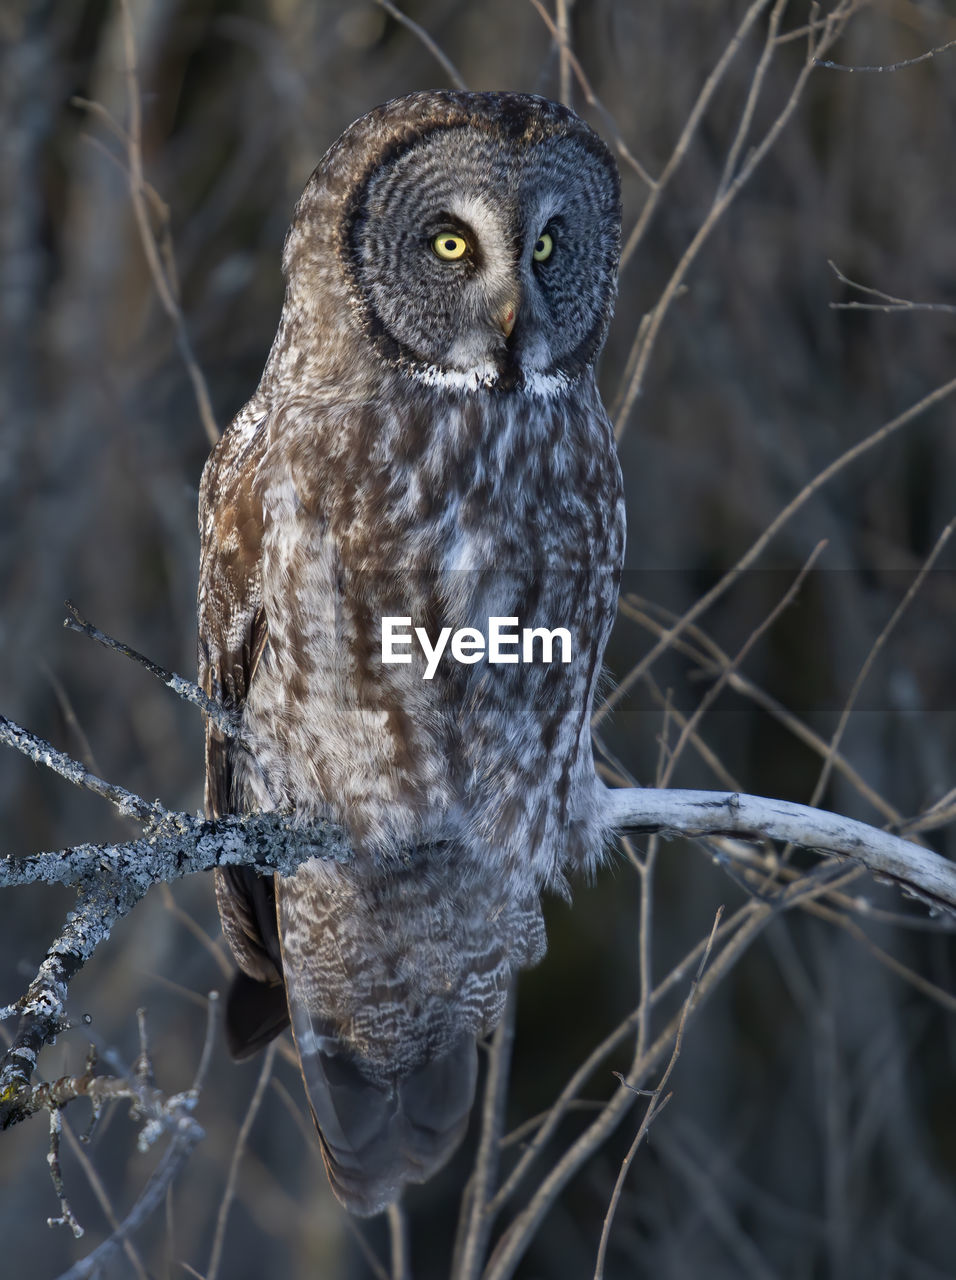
left=198, top=91, right=625, bottom=1216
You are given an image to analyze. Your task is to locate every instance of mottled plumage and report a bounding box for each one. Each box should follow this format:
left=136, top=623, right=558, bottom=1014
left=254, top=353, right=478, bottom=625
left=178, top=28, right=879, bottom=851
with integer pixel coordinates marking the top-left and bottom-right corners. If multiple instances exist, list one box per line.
left=199, top=90, right=625, bottom=1215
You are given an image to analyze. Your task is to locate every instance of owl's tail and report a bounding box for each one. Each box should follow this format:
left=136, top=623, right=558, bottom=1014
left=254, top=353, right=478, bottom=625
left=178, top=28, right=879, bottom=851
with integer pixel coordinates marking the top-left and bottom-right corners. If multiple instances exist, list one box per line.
left=295, top=1024, right=479, bottom=1217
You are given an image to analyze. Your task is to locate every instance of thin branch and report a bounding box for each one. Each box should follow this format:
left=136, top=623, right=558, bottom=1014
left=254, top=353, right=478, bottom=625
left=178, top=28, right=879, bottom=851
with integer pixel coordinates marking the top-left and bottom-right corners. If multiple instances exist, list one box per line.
left=62, top=1116, right=151, bottom=1280
left=388, top=1203, right=411, bottom=1280
left=828, top=258, right=956, bottom=315
left=618, top=0, right=773, bottom=271
left=483, top=869, right=849, bottom=1279
left=594, top=908, right=724, bottom=1278
left=658, top=541, right=828, bottom=788
left=816, top=36, right=956, bottom=73
left=55, top=1113, right=203, bottom=1280
left=47, top=1107, right=84, bottom=1238
left=717, top=0, right=788, bottom=197
left=596, top=369, right=956, bottom=726
left=454, top=992, right=517, bottom=1280
left=615, top=2, right=857, bottom=436
left=555, top=0, right=574, bottom=108
left=528, top=0, right=655, bottom=187
left=374, top=0, right=467, bottom=88
left=809, top=517, right=956, bottom=808
left=116, top=0, right=219, bottom=445
left=486, top=902, right=756, bottom=1218
left=206, top=1041, right=277, bottom=1280
left=64, top=601, right=241, bottom=741
left=0, top=713, right=166, bottom=825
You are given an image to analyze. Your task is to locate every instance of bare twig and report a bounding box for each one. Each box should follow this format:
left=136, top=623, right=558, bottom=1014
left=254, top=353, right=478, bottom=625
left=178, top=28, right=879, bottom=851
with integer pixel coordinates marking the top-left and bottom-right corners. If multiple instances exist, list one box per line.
left=0, top=713, right=166, bottom=825
left=116, top=0, right=218, bottom=445
left=618, top=0, right=774, bottom=272
left=555, top=0, right=574, bottom=107
left=828, top=258, right=956, bottom=315
left=64, top=601, right=241, bottom=741
left=717, top=0, right=789, bottom=197
left=207, top=1040, right=277, bottom=1280
left=62, top=1116, right=151, bottom=1280
left=594, top=908, right=725, bottom=1278
left=486, top=902, right=756, bottom=1219
left=596, top=370, right=956, bottom=726
left=374, top=0, right=467, bottom=88
left=809, top=517, right=956, bottom=808
left=47, top=1107, right=84, bottom=1238
left=55, top=1111, right=203, bottom=1280
left=528, top=0, right=655, bottom=186
left=816, top=36, right=956, bottom=73
left=615, top=2, right=858, bottom=436
left=388, top=1203, right=411, bottom=1280
left=658, top=541, right=828, bottom=787
left=454, top=992, right=517, bottom=1280
left=483, top=868, right=851, bottom=1280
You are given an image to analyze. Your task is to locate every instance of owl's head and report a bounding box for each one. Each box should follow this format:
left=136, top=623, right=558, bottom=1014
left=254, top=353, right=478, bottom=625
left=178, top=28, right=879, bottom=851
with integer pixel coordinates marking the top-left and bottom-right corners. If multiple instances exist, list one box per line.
left=283, top=91, right=621, bottom=394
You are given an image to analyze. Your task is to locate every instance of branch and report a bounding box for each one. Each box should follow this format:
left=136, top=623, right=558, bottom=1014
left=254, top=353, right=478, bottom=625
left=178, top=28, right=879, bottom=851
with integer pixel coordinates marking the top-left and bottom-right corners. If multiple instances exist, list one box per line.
left=0, top=714, right=166, bottom=826
left=0, top=803, right=352, bottom=1131
left=63, top=601, right=241, bottom=741
left=603, top=787, right=956, bottom=917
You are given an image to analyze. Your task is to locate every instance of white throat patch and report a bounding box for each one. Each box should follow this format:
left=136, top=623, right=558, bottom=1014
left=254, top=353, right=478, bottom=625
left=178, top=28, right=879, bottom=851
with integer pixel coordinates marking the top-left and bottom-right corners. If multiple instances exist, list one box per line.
left=409, top=364, right=573, bottom=399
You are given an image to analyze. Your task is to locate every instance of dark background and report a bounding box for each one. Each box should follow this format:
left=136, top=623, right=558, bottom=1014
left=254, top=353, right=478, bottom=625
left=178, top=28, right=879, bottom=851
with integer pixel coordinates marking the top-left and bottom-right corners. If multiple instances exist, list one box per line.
left=2, top=1, right=955, bottom=1276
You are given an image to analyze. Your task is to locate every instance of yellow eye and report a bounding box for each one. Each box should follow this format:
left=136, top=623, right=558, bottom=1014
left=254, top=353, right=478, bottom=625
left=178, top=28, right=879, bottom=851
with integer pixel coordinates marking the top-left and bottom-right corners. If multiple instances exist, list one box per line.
left=532, top=231, right=554, bottom=262
left=432, top=232, right=469, bottom=261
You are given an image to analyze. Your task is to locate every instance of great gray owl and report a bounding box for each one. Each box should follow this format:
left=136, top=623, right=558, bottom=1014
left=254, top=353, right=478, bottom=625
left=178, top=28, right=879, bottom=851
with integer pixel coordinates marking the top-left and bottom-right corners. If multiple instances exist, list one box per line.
left=198, top=90, right=625, bottom=1216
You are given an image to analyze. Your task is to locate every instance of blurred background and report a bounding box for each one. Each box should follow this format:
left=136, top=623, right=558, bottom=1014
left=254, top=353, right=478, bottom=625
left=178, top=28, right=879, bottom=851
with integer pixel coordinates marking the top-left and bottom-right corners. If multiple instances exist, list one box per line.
left=2, top=0, right=956, bottom=1276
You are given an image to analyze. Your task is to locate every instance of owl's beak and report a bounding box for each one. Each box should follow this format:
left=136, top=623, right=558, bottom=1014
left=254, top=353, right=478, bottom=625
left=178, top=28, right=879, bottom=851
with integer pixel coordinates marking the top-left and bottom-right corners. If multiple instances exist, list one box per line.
left=496, top=300, right=518, bottom=339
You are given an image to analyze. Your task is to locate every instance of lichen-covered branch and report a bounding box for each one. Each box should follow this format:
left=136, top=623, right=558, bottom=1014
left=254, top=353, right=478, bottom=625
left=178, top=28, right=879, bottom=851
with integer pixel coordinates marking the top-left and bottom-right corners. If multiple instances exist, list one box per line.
left=3, top=699, right=953, bottom=1143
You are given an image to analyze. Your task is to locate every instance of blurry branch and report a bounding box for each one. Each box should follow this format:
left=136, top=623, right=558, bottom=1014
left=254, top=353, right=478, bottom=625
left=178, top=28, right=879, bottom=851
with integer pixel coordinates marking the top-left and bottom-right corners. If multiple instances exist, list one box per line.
left=809, top=517, right=956, bottom=808
left=593, top=907, right=724, bottom=1280
left=619, top=596, right=907, bottom=829
left=655, top=541, right=827, bottom=789
left=454, top=994, right=517, bottom=1280
left=816, top=34, right=956, bottom=72
left=68, top=0, right=220, bottom=447
left=374, top=0, right=467, bottom=89
left=596, top=371, right=956, bottom=727
left=13, top=1001, right=216, bottom=1280
left=206, top=1040, right=278, bottom=1280
left=718, top=0, right=789, bottom=196
left=388, top=1204, right=411, bottom=1280
left=614, top=0, right=862, bottom=435
left=117, top=0, right=218, bottom=445
left=62, top=1113, right=150, bottom=1280
left=828, top=258, right=956, bottom=315
left=488, top=901, right=753, bottom=1219
left=617, top=0, right=774, bottom=273
left=482, top=868, right=849, bottom=1280
left=555, top=0, right=574, bottom=108
left=528, top=0, right=654, bottom=187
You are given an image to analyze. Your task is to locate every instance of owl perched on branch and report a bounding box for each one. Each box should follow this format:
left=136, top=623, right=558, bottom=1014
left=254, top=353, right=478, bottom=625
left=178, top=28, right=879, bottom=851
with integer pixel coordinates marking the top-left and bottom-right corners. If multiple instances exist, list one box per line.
left=198, top=90, right=625, bottom=1216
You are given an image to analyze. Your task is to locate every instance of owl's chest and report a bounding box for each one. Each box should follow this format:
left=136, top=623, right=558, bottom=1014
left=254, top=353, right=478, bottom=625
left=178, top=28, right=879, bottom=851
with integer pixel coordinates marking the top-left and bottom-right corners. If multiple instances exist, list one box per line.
left=264, top=386, right=619, bottom=574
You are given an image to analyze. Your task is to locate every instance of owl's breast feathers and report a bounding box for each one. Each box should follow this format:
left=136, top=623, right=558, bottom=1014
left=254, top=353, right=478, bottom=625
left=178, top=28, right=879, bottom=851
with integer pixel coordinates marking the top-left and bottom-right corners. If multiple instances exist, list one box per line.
left=199, top=376, right=623, bottom=1214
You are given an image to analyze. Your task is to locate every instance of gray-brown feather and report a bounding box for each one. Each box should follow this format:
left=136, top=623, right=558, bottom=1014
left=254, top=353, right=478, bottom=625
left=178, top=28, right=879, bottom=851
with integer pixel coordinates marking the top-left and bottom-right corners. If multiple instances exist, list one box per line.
left=199, top=90, right=624, bottom=1216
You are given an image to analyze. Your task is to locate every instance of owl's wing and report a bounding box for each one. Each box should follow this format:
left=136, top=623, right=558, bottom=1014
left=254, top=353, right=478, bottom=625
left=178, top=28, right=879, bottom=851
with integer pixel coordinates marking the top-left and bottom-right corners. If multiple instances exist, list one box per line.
left=198, top=411, right=288, bottom=1057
